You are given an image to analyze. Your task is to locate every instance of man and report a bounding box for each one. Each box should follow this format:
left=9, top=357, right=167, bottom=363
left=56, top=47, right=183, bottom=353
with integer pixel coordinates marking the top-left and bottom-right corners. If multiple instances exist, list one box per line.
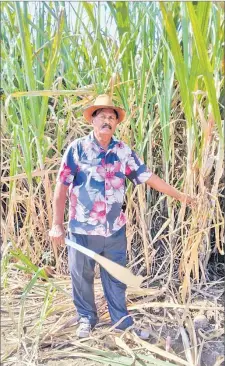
left=49, top=94, right=194, bottom=339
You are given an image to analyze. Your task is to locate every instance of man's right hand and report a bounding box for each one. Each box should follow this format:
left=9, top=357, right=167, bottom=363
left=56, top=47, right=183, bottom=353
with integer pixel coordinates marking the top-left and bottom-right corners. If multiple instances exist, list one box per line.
left=49, top=224, right=65, bottom=246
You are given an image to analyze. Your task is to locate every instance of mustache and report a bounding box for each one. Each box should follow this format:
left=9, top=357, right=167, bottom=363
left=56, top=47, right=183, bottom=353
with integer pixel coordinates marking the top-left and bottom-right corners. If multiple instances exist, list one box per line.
left=101, top=123, right=112, bottom=129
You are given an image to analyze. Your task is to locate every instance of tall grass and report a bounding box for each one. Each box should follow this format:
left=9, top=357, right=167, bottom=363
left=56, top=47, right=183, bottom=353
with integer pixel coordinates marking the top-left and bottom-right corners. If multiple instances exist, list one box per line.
left=1, top=1, right=224, bottom=303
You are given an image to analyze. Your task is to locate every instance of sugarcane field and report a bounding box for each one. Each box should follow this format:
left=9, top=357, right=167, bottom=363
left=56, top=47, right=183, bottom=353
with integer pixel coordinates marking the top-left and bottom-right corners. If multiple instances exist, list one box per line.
left=1, top=2, right=224, bottom=366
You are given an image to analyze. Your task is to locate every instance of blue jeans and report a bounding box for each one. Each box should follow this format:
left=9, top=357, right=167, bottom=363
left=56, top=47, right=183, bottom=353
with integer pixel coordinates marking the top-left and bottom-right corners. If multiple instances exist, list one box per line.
left=67, top=226, right=133, bottom=330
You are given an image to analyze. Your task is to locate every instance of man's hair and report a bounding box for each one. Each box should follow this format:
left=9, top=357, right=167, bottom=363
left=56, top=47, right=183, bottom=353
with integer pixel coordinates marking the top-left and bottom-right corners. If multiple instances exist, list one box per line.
left=92, top=108, right=118, bottom=119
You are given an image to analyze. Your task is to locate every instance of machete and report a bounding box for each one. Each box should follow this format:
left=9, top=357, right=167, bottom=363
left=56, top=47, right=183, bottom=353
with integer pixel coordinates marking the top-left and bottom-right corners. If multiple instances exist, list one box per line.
left=65, top=238, right=144, bottom=288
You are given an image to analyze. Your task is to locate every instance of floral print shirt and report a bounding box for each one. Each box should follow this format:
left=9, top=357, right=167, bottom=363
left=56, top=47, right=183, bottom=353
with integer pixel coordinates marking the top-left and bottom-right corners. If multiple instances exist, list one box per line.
left=57, top=131, right=152, bottom=237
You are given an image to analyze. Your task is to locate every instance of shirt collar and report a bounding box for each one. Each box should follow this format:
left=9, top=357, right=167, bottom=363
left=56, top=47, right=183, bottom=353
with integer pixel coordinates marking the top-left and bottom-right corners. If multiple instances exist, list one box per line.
left=88, top=131, right=118, bottom=151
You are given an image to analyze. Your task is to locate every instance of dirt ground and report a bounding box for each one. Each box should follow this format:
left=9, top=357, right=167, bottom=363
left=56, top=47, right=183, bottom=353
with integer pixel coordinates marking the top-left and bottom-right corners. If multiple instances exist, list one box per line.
left=2, top=309, right=224, bottom=366
left=43, top=337, right=224, bottom=366
left=1, top=274, right=224, bottom=366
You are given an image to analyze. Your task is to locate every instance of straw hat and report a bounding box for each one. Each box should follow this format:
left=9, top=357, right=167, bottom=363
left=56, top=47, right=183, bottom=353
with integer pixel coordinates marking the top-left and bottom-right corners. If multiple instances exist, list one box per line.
left=83, top=94, right=126, bottom=123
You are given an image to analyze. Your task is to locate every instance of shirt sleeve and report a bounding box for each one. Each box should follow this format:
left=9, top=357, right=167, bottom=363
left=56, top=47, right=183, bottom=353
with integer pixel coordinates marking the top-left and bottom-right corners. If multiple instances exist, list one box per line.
left=56, top=142, right=78, bottom=186
left=125, top=149, right=152, bottom=185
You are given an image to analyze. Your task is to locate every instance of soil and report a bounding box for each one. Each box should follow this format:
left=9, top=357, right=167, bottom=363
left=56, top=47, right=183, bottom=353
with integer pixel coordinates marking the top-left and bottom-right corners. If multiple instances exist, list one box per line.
left=1, top=275, right=224, bottom=366
left=43, top=338, right=225, bottom=366
left=2, top=317, right=223, bottom=366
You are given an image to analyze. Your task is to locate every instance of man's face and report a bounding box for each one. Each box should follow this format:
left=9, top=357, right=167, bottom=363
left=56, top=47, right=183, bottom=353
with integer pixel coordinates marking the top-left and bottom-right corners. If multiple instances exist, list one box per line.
left=92, top=108, right=119, bottom=138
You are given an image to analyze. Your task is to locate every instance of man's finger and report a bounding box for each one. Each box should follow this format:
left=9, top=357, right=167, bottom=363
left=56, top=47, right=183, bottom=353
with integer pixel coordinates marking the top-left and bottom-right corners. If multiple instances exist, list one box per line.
left=51, top=240, right=60, bottom=271
left=58, top=237, right=63, bottom=247
left=52, top=237, right=65, bottom=247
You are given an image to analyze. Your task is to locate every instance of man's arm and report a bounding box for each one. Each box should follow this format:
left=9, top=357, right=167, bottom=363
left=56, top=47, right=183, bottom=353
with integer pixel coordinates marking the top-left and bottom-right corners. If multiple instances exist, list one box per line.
left=49, top=182, right=69, bottom=246
left=146, top=173, right=194, bottom=204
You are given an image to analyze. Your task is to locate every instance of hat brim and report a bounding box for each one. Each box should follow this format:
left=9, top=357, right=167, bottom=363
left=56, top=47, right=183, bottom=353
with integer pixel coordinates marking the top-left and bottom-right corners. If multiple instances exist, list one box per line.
left=83, top=105, right=126, bottom=123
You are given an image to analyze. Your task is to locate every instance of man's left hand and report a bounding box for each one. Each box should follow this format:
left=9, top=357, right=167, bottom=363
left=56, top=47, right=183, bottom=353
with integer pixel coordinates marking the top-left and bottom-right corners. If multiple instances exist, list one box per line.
left=179, top=193, right=196, bottom=207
